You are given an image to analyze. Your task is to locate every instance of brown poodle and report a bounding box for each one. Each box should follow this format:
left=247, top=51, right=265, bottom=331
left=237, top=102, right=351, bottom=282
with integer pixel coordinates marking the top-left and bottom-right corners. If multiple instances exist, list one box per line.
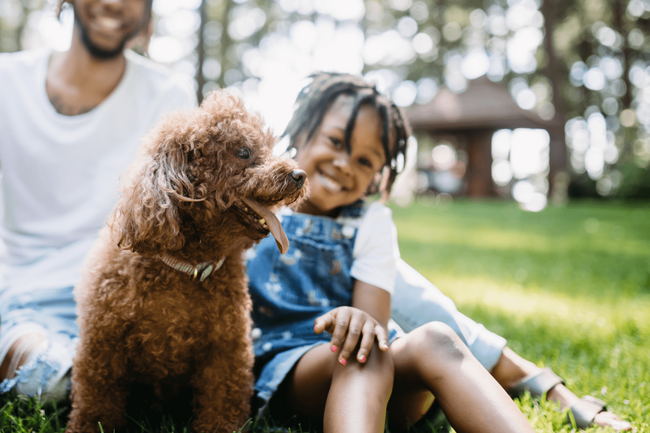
left=67, top=90, right=307, bottom=433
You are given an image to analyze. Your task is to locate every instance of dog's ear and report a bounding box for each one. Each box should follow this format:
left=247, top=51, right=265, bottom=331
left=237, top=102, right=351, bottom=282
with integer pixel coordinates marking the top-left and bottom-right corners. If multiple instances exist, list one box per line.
left=110, top=129, right=200, bottom=255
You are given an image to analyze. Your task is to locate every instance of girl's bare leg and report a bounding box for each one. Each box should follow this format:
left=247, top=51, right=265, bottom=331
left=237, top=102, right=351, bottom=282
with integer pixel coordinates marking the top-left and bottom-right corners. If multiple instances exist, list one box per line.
left=286, top=343, right=394, bottom=433
left=388, top=322, right=534, bottom=433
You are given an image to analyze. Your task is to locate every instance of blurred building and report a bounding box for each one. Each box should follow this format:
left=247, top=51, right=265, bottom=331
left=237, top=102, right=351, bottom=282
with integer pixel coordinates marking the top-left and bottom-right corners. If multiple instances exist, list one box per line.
left=406, top=77, right=565, bottom=199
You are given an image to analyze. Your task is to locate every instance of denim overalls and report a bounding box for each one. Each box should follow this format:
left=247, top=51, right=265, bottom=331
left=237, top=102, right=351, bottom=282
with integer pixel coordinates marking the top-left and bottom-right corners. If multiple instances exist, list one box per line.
left=247, top=203, right=449, bottom=430
left=248, top=202, right=366, bottom=412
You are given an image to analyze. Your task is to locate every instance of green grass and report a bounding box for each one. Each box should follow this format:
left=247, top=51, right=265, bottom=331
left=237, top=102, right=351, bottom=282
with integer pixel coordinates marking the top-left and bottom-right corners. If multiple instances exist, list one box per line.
left=392, top=199, right=650, bottom=432
left=2, top=200, right=649, bottom=432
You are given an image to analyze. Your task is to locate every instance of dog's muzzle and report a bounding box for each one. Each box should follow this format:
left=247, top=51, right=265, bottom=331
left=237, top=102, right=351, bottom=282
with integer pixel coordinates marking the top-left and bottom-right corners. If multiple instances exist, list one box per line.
left=289, top=170, right=306, bottom=189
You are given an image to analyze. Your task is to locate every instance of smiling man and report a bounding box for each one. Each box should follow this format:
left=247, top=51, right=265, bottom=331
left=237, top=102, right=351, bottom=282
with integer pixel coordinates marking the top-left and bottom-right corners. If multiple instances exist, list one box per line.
left=0, top=0, right=196, bottom=400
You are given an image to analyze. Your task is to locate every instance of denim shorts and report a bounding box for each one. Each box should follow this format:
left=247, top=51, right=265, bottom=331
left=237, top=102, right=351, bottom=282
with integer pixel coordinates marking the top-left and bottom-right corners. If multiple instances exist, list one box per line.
left=0, top=286, right=77, bottom=401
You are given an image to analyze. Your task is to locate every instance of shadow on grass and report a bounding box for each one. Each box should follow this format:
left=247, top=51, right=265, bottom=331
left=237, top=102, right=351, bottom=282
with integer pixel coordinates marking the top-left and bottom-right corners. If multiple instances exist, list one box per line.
left=399, top=237, right=650, bottom=298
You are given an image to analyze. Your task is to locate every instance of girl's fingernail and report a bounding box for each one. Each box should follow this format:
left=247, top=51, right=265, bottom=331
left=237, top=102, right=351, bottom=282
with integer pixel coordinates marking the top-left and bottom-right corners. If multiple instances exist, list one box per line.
left=359, top=355, right=366, bottom=363
left=339, top=358, right=346, bottom=366
left=331, top=346, right=338, bottom=353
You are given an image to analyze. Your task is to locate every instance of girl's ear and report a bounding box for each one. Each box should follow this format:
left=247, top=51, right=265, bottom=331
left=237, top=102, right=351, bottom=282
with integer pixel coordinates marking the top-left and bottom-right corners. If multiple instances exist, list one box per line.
left=110, top=137, right=197, bottom=256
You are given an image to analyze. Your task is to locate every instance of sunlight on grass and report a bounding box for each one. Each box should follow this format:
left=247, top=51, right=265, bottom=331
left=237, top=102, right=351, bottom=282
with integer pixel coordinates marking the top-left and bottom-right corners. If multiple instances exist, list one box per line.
left=393, top=200, right=650, bottom=432
left=399, top=223, right=650, bottom=257
left=425, top=274, right=650, bottom=339
left=396, top=206, right=650, bottom=259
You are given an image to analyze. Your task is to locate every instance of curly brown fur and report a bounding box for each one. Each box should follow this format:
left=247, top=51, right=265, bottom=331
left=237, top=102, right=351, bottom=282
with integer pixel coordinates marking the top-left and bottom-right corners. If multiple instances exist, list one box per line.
left=67, top=90, right=307, bottom=433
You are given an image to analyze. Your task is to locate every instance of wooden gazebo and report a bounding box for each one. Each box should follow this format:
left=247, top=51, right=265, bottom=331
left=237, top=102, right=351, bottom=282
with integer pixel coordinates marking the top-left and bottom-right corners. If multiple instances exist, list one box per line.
left=406, top=77, right=565, bottom=197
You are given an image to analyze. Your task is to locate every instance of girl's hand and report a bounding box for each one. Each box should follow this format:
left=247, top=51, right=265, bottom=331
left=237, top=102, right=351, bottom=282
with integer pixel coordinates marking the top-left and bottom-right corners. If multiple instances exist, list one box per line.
left=313, top=306, right=389, bottom=366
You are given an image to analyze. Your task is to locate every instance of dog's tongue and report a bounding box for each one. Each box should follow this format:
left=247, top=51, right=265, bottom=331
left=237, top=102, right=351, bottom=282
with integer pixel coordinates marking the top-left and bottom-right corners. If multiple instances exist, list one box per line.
left=242, top=198, right=290, bottom=254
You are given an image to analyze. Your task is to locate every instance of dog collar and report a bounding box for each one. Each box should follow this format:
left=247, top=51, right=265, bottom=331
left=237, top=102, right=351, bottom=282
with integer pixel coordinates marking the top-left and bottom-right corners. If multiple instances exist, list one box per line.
left=160, top=255, right=225, bottom=282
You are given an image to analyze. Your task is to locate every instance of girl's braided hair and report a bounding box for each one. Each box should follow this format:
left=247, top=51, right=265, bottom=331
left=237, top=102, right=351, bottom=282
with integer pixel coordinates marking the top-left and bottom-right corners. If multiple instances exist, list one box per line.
left=283, top=72, right=411, bottom=200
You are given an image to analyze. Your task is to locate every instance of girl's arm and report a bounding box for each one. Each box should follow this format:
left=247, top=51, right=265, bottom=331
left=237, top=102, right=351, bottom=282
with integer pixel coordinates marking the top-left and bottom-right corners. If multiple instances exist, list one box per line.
left=352, top=279, right=391, bottom=327
left=314, top=280, right=391, bottom=365
left=314, top=202, right=398, bottom=365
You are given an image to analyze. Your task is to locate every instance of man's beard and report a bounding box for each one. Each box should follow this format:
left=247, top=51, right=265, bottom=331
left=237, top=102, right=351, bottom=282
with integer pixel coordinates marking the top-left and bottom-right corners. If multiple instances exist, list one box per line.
left=74, top=9, right=138, bottom=60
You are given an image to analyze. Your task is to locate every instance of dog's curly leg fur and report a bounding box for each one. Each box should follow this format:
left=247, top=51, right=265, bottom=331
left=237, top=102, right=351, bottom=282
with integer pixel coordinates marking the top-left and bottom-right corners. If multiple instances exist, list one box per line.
left=191, top=329, right=254, bottom=432
left=68, top=331, right=129, bottom=432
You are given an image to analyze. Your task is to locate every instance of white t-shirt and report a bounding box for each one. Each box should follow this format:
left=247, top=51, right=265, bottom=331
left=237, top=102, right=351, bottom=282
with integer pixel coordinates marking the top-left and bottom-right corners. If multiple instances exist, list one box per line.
left=0, top=49, right=197, bottom=293
left=278, top=201, right=401, bottom=295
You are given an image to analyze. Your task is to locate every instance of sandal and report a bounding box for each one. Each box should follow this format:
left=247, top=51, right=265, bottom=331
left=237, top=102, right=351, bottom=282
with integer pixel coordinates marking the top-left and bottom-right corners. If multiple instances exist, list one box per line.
left=508, top=368, right=607, bottom=429
left=568, top=395, right=607, bottom=429
left=507, top=367, right=564, bottom=399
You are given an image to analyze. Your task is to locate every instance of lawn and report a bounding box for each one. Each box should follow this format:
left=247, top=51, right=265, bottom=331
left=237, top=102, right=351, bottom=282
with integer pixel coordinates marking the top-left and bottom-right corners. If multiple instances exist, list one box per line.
left=1, top=199, right=649, bottom=432
left=392, top=199, right=650, bottom=432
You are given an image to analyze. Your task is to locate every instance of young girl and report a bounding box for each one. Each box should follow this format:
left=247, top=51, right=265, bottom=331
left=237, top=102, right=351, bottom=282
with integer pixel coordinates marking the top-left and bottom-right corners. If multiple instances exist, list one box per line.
left=246, top=73, right=535, bottom=433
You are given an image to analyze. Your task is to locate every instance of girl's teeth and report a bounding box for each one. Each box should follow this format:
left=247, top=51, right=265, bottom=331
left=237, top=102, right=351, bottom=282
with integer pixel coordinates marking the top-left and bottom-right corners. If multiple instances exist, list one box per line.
left=319, top=173, right=342, bottom=192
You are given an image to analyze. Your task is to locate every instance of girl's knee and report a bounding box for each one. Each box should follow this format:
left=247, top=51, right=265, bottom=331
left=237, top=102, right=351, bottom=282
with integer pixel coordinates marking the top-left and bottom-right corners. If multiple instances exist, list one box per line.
left=412, top=322, right=469, bottom=363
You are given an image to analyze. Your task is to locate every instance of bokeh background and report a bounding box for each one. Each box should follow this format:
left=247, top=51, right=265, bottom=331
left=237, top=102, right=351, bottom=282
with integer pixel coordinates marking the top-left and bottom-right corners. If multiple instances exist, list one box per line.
left=3, top=0, right=650, bottom=211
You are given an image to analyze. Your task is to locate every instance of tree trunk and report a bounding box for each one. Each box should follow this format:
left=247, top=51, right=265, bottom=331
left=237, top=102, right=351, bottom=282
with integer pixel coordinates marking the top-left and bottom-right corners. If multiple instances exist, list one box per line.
left=196, top=0, right=208, bottom=104
left=466, top=130, right=496, bottom=197
left=540, top=0, right=568, bottom=200
left=218, top=0, right=234, bottom=89
left=612, top=0, right=632, bottom=109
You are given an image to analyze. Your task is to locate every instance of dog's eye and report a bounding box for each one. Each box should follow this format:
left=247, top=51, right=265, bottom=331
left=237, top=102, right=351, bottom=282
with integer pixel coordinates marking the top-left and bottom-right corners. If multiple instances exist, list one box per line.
left=236, top=147, right=251, bottom=160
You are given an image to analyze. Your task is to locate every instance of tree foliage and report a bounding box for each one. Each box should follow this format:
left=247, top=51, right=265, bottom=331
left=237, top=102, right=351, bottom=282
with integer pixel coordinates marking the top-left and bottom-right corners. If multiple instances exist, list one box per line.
left=2, top=0, right=649, bottom=198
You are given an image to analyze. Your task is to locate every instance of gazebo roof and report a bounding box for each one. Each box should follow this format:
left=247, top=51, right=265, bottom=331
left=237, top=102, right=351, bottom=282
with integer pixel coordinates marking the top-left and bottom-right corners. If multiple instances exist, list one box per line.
left=406, top=76, right=562, bottom=133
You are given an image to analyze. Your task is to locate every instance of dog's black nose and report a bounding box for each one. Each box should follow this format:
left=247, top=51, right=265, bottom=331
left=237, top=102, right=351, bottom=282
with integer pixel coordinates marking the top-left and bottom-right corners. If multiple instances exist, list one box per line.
left=290, top=170, right=306, bottom=188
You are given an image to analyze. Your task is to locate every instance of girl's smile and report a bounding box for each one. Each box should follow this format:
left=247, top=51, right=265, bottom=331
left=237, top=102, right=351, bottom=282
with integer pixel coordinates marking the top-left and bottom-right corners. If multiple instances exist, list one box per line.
left=294, top=95, right=386, bottom=216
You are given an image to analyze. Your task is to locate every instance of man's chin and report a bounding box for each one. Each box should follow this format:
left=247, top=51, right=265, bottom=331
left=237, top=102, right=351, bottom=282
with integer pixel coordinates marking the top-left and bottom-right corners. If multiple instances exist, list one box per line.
left=80, top=30, right=126, bottom=59
left=74, top=11, right=131, bottom=60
